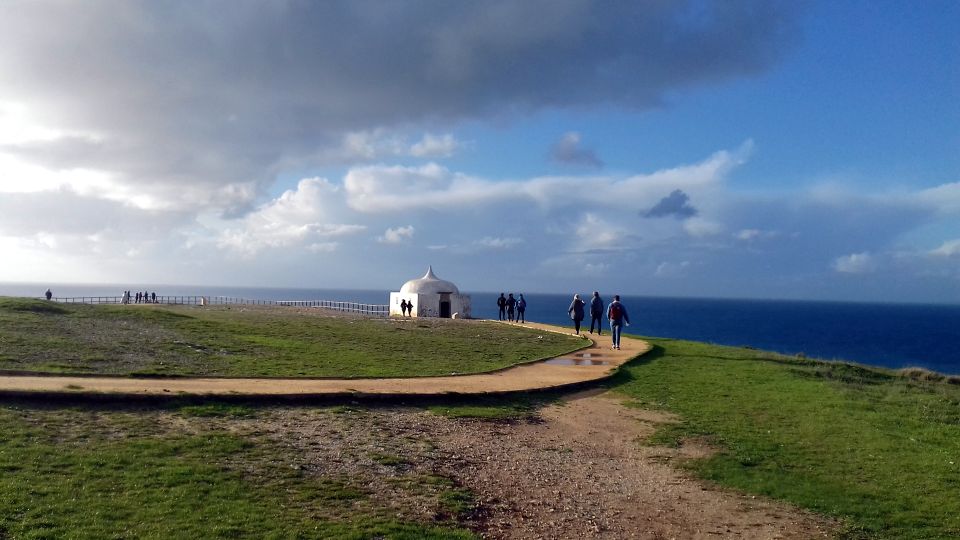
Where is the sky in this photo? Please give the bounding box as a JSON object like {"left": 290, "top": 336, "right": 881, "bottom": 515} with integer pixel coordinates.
{"left": 0, "top": 1, "right": 958, "bottom": 303}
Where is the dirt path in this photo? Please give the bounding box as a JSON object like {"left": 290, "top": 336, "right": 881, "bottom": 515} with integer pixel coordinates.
{"left": 258, "top": 390, "right": 837, "bottom": 538}
{"left": 0, "top": 322, "right": 650, "bottom": 396}
{"left": 431, "top": 391, "right": 836, "bottom": 539}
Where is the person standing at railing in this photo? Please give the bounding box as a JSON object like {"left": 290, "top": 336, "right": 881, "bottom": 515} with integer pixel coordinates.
{"left": 151, "top": 292, "right": 157, "bottom": 303}
{"left": 45, "top": 289, "right": 52, "bottom": 301}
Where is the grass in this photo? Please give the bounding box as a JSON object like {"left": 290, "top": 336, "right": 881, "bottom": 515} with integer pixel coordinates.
{"left": 177, "top": 403, "right": 256, "bottom": 418}
{"left": 0, "top": 402, "right": 475, "bottom": 539}
{"left": 0, "top": 298, "right": 582, "bottom": 378}
{"left": 611, "top": 337, "right": 960, "bottom": 539}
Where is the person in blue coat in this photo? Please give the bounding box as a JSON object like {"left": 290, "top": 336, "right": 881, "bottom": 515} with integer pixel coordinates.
{"left": 568, "top": 293, "right": 586, "bottom": 335}
{"left": 589, "top": 291, "right": 604, "bottom": 335}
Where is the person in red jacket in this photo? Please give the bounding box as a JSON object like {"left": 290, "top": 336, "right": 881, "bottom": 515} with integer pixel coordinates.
{"left": 607, "top": 295, "right": 630, "bottom": 350}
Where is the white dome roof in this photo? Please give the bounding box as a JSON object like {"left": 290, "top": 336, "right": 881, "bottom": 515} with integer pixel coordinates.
{"left": 400, "top": 266, "right": 460, "bottom": 294}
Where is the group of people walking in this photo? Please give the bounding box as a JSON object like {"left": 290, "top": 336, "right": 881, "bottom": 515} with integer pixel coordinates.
{"left": 568, "top": 291, "right": 630, "bottom": 350}
{"left": 495, "top": 291, "right": 630, "bottom": 350}
{"left": 122, "top": 290, "right": 158, "bottom": 304}
{"left": 496, "top": 293, "right": 527, "bottom": 323}
{"left": 398, "top": 299, "right": 413, "bottom": 316}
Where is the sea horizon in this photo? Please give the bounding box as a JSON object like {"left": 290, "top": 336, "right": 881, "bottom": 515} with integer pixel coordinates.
{"left": 3, "top": 280, "right": 958, "bottom": 308}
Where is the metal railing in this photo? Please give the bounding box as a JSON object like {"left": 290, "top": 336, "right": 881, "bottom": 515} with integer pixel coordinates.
{"left": 49, "top": 296, "right": 389, "bottom": 317}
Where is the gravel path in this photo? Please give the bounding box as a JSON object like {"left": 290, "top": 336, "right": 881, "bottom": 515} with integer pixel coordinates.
{"left": 0, "top": 322, "right": 649, "bottom": 396}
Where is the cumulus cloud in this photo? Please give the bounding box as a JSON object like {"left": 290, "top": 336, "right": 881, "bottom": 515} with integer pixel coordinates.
{"left": 573, "top": 213, "right": 628, "bottom": 251}
{"left": 833, "top": 252, "right": 878, "bottom": 274}
{"left": 216, "top": 178, "right": 366, "bottom": 256}
{"left": 378, "top": 225, "right": 415, "bottom": 244}
{"left": 344, "top": 144, "right": 749, "bottom": 214}
{"left": 644, "top": 189, "right": 698, "bottom": 218}
{"left": 550, "top": 132, "right": 602, "bottom": 167}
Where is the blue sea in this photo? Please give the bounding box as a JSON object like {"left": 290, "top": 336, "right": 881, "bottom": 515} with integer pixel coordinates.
{"left": 4, "top": 283, "right": 959, "bottom": 375}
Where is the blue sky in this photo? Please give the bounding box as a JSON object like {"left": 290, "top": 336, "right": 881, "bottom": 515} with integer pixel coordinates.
{"left": 0, "top": 1, "right": 957, "bottom": 302}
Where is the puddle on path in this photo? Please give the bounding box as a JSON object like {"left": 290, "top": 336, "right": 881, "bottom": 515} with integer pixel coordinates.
{"left": 545, "top": 356, "right": 609, "bottom": 366}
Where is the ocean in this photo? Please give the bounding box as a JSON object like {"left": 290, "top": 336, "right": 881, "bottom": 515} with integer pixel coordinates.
{"left": 4, "top": 283, "right": 959, "bottom": 375}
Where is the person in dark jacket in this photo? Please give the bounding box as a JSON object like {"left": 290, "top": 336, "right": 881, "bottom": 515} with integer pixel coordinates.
{"left": 516, "top": 294, "right": 527, "bottom": 324}
{"left": 497, "top": 293, "right": 507, "bottom": 321}
{"left": 506, "top": 293, "right": 517, "bottom": 322}
{"left": 568, "top": 293, "right": 586, "bottom": 335}
{"left": 589, "top": 291, "right": 604, "bottom": 335}
{"left": 607, "top": 295, "right": 631, "bottom": 350}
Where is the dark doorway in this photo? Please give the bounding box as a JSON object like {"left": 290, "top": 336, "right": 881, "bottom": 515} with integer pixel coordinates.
{"left": 439, "top": 294, "right": 451, "bottom": 318}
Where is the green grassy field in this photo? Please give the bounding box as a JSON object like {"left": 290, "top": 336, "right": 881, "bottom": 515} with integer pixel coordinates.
{"left": 0, "top": 401, "right": 475, "bottom": 539}
{"left": 0, "top": 298, "right": 582, "bottom": 377}
{"left": 611, "top": 337, "right": 960, "bottom": 539}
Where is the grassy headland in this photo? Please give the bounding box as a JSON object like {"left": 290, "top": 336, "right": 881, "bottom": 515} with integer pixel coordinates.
{"left": 3, "top": 297, "right": 960, "bottom": 537}
{"left": 612, "top": 337, "right": 960, "bottom": 539}
{"left": 0, "top": 298, "right": 582, "bottom": 377}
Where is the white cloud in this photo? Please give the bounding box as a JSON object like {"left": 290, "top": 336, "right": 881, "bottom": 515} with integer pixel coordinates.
{"left": 410, "top": 133, "right": 460, "bottom": 158}
{"left": 833, "top": 252, "right": 877, "bottom": 274}
{"left": 378, "top": 225, "right": 415, "bottom": 244}
{"left": 583, "top": 262, "right": 610, "bottom": 275}
{"left": 343, "top": 143, "right": 750, "bottom": 215}
{"left": 307, "top": 242, "right": 339, "bottom": 253}
{"left": 930, "top": 239, "right": 960, "bottom": 257}
{"left": 475, "top": 236, "right": 523, "bottom": 249}
{"left": 338, "top": 129, "right": 406, "bottom": 160}
{"left": 684, "top": 217, "right": 724, "bottom": 237}
{"left": 322, "top": 130, "right": 460, "bottom": 162}
{"left": 216, "top": 178, "right": 366, "bottom": 256}
{"left": 916, "top": 182, "right": 960, "bottom": 215}
{"left": 573, "top": 213, "right": 625, "bottom": 250}
{"left": 736, "top": 228, "right": 781, "bottom": 241}
{"left": 344, "top": 162, "right": 511, "bottom": 213}
{"left": 0, "top": 100, "right": 77, "bottom": 145}
{"left": 655, "top": 261, "right": 691, "bottom": 277}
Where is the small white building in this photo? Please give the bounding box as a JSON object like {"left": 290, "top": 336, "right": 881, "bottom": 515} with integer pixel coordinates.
{"left": 390, "top": 266, "right": 472, "bottom": 319}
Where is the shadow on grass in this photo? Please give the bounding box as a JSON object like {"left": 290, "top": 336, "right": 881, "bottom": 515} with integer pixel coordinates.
{"left": 0, "top": 387, "right": 578, "bottom": 422}
{"left": 601, "top": 343, "right": 665, "bottom": 389}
